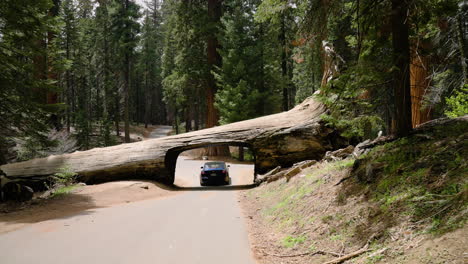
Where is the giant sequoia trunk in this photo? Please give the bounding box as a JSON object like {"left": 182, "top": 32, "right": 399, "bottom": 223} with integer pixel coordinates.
{"left": 205, "top": 0, "right": 229, "bottom": 156}
{"left": 206, "top": 0, "right": 222, "bottom": 128}
{"left": 391, "top": 0, "right": 412, "bottom": 136}
{"left": 1, "top": 98, "right": 344, "bottom": 186}
{"left": 410, "top": 45, "right": 432, "bottom": 127}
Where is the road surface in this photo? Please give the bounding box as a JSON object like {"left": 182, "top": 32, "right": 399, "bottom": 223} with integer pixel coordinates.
{"left": 0, "top": 126, "right": 257, "bottom": 264}
{"left": 148, "top": 125, "right": 173, "bottom": 139}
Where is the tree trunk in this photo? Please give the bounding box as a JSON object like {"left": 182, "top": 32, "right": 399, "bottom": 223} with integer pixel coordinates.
{"left": 184, "top": 108, "right": 190, "bottom": 132}
{"left": 280, "top": 14, "right": 289, "bottom": 111}
{"left": 238, "top": 146, "right": 244, "bottom": 161}
{"left": 206, "top": 0, "right": 222, "bottom": 128}
{"left": 410, "top": 43, "right": 432, "bottom": 127}
{"left": 174, "top": 104, "right": 179, "bottom": 135}
{"left": 144, "top": 42, "right": 150, "bottom": 129}
{"left": 258, "top": 24, "right": 266, "bottom": 115}
{"left": 123, "top": 0, "right": 131, "bottom": 143}
{"left": 0, "top": 138, "right": 8, "bottom": 166}
{"left": 457, "top": 13, "right": 468, "bottom": 84}
{"left": 318, "top": 0, "right": 331, "bottom": 89}
{"left": 65, "top": 28, "right": 71, "bottom": 134}
{"left": 205, "top": 0, "right": 229, "bottom": 156}
{"left": 103, "top": 6, "right": 112, "bottom": 145}
{"left": 115, "top": 91, "right": 120, "bottom": 136}
{"left": 391, "top": 0, "right": 412, "bottom": 136}
{"left": 1, "top": 98, "right": 348, "bottom": 185}
{"left": 194, "top": 101, "right": 200, "bottom": 130}
{"left": 46, "top": 0, "right": 60, "bottom": 130}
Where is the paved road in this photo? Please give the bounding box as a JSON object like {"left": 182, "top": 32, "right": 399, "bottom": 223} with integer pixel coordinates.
{"left": 0, "top": 126, "right": 257, "bottom": 264}
{"left": 149, "top": 125, "right": 173, "bottom": 139}
{"left": 0, "top": 190, "right": 256, "bottom": 264}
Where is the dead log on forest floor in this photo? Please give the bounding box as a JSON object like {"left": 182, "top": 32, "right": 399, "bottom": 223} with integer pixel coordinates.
{"left": 1, "top": 97, "right": 346, "bottom": 186}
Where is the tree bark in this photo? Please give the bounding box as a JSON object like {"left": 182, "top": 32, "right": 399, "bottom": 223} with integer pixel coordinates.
{"left": 280, "top": 14, "right": 289, "bottom": 111}
{"left": 457, "top": 13, "right": 468, "bottom": 84}
{"left": 144, "top": 40, "right": 151, "bottom": 129}
{"left": 258, "top": 24, "right": 266, "bottom": 115}
{"left": 391, "top": 0, "right": 412, "bottom": 136}
{"left": 102, "top": 3, "right": 112, "bottom": 145}
{"left": 115, "top": 89, "right": 120, "bottom": 136}
{"left": 123, "top": 0, "right": 131, "bottom": 143}
{"left": 47, "top": 0, "right": 60, "bottom": 130}
{"left": 185, "top": 108, "right": 192, "bottom": 132}
{"left": 206, "top": 0, "right": 222, "bottom": 128}
{"left": 238, "top": 146, "right": 244, "bottom": 162}
{"left": 65, "top": 25, "right": 71, "bottom": 134}
{"left": 410, "top": 42, "right": 432, "bottom": 127}
{"left": 205, "top": 0, "right": 229, "bottom": 156}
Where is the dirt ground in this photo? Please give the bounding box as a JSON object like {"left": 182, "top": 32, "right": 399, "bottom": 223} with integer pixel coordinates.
{"left": 0, "top": 180, "right": 177, "bottom": 234}
{"left": 238, "top": 161, "right": 468, "bottom": 264}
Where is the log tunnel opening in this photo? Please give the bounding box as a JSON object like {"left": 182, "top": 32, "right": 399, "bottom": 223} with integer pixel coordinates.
{"left": 164, "top": 142, "right": 257, "bottom": 187}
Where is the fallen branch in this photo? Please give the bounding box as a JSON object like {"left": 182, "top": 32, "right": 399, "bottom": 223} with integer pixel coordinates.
{"left": 367, "top": 247, "right": 388, "bottom": 259}
{"left": 322, "top": 244, "right": 370, "bottom": 264}
{"left": 263, "top": 250, "right": 341, "bottom": 258}
{"left": 335, "top": 175, "right": 353, "bottom": 186}
{"left": 415, "top": 203, "right": 454, "bottom": 224}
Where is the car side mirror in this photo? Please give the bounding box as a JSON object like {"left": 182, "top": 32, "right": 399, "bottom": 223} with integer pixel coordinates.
{"left": 200, "top": 166, "right": 204, "bottom": 169}
{"left": 227, "top": 165, "right": 230, "bottom": 167}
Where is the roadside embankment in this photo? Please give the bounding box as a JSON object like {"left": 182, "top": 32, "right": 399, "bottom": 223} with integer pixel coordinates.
{"left": 240, "top": 116, "right": 467, "bottom": 264}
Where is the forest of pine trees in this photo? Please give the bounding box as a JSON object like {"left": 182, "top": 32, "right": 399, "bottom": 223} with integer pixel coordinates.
{"left": 0, "top": 0, "right": 467, "bottom": 164}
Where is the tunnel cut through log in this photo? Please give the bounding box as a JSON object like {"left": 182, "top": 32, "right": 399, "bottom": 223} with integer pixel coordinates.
{"left": 165, "top": 142, "right": 257, "bottom": 185}
{"left": 1, "top": 98, "right": 346, "bottom": 186}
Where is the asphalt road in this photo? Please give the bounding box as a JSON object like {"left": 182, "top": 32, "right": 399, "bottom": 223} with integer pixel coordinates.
{"left": 149, "top": 125, "right": 174, "bottom": 139}
{"left": 0, "top": 127, "right": 257, "bottom": 264}
{"left": 0, "top": 189, "right": 256, "bottom": 264}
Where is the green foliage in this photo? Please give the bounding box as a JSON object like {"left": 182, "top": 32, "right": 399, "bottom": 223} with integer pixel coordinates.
{"left": 161, "top": 0, "right": 207, "bottom": 130}
{"left": 230, "top": 147, "right": 255, "bottom": 162}
{"left": 321, "top": 113, "right": 383, "bottom": 140}
{"left": 51, "top": 166, "right": 77, "bottom": 186}
{"left": 214, "top": 0, "right": 283, "bottom": 124}
{"left": 356, "top": 124, "right": 468, "bottom": 234}
{"left": 16, "top": 136, "right": 56, "bottom": 162}
{"left": 51, "top": 184, "right": 77, "bottom": 198}
{"left": 292, "top": 44, "right": 321, "bottom": 104}
{"left": 445, "top": 84, "right": 468, "bottom": 118}
{"left": 0, "top": 0, "right": 61, "bottom": 161}
{"left": 109, "top": 0, "right": 141, "bottom": 59}
{"left": 255, "top": 0, "right": 288, "bottom": 23}
{"left": 215, "top": 81, "right": 262, "bottom": 124}
{"left": 282, "top": 235, "right": 306, "bottom": 248}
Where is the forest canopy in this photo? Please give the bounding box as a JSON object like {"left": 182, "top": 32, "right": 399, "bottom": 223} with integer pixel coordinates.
{"left": 0, "top": 0, "right": 467, "bottom": 164}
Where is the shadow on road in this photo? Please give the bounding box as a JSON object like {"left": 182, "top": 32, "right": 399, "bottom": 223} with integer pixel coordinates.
{"left": 172, "top": 184, "right": 257, "bottom": 191}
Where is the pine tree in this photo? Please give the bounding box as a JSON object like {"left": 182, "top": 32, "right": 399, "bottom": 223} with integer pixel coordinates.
{"left": 215, "top": 0, "right": 263, "bottom": 124}
{"left": 0, "top": 0, "right": 61, "bottom": 163}
{"left": 109, "top": 0, "right": 140, "bottom": 143}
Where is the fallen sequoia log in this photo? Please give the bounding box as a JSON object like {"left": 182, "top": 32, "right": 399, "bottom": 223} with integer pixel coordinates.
{"left": 0, "top": 97, "right": 345, "bottom": 186}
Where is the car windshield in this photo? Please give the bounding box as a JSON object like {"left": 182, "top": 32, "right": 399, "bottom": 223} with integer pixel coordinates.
{"left": 204, "top": 162, "right": 225, "bottom": 169}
